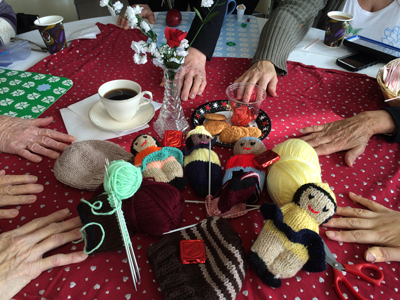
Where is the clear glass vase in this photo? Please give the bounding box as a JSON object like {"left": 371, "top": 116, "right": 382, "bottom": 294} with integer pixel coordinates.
{"left": 153, "top": 65, "right": 190, "bottom": 139}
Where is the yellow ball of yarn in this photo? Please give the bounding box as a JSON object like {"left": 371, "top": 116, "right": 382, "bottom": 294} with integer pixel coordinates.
{"left": 267, "top": 139, "right": 322, "bottom": 206}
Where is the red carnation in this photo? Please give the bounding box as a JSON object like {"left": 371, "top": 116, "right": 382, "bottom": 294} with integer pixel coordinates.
{"left": 164, "top": 27, "right": 187, "bottom": 48}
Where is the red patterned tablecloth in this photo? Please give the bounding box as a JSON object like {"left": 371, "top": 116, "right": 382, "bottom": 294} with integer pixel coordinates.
{"left": 1, "top": 23, "right": 399, "bottom": 300}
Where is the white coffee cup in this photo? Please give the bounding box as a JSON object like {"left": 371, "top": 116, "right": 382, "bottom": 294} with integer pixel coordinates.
{"left": 98, "top": 80, "right": 153, "bottom": 122}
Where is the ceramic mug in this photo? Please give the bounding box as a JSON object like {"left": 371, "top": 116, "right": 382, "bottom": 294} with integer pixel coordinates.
{"left": 98, "top": 80, "right": 153, "bottom": 122}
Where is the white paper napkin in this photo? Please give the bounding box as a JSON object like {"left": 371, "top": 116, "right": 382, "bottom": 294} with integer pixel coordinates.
{"left": 66, "top": 25, "right": 101, "bottom": 42}
{"left": 60, "top": 94, "right": 161, "bottom": 143}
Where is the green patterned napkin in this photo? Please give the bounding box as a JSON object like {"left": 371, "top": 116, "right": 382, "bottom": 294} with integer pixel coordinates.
{"left": 0, "top": 68, "right": 73, "bottom": 119}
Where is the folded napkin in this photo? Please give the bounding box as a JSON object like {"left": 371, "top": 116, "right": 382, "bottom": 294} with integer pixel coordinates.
{"left": 66, "top": 25, "right": 101, "bottom": 42}
{"left": 60, "top": 94, "right": 161, "bottom": 143}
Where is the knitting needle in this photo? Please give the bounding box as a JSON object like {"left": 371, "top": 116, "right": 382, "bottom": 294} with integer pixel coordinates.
{"left": 104, "top": 159, "right": 140, "bottom": 289}
{"left": 163, "top": 223, "right": 197, "bottom": 234}
{"left": 185, "top": 200, "right": 205, "bottom": 204}
{"left": 208, "top": 140, "right": 212, "bottom": 196}
{"left": 304, "top": 38, "right": 320, "bottom": 50}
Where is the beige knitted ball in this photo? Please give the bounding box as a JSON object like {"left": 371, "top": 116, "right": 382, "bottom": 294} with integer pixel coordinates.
{"left": 54, "top": 140, "right": 134, "bottom": 190}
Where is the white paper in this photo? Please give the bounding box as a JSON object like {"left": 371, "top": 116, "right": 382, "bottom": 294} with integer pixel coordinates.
{"left": 65, "top": 25, "right": 101, "bottom": 42}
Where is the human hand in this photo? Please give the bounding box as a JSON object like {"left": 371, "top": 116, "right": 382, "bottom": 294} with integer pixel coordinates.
{"left": 0, "top": 169, "right": 44, "bottom": 219}
{"left": 0, "top": 209, "right": 88, "bottom": 299}
{"left": 178, "top": 47, "right": 207, "bottom": 101}
{"left": 324, "top": 192, "right": 400, "bottom": 263}
{"left": 0, "top": 116, "right": 74, "bottom": 163}
{"left": 234, "top": 60, "right": 278, "bottom": 97}
{"left": 117, "top": 4, "right": 155, "bottom": 29}
{"left": 298, "top": 110, "right": 396, "bottom": 167}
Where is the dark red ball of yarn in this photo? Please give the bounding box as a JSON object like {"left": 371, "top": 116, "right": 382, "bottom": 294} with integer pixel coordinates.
{"left": 121, "top": 178, "right": 185, "bottom": 236}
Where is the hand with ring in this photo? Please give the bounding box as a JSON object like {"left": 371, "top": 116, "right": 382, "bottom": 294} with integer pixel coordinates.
{"left": 178, "top": 47, "right": 207, "bottom": 101}
{"left": 0, "top": 116, "right": 74, "bottom": 163}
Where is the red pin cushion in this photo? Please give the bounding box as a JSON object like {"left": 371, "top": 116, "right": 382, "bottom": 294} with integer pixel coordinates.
{"left": 163, "top": 130, "right": 183, "bottom": 147}
{"left": 180, "top": 240, "right": 206, "bottom": 264}
{"left": 253, "top": 150, "right": 280, "bottom": 169}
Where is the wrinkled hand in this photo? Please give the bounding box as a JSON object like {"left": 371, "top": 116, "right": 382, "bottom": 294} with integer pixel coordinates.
{"left": 0, "top": 209, "right": 88, "bottom": 299}
{"left": 234, "top": 60, "right": 278, "bottom": 97}
{"left": 178, "top": 47, "right": 207, "bottom": 101}
{"left": 117, "top": 4, "right": 155, "bottom": 29}
{"left": 298, "top": 110, "right": 396, "bottom": 167}
{"left": 324, "top": 192, "right": 400, "bottom": 263}
{"left": 0, "top": 169, "right": 43, "bottom": 219}
{"left": 0, "top": 116, "right": 74, "bottom": 163}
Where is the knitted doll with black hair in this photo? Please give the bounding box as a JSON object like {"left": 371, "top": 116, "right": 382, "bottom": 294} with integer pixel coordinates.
{"left": 248, "top": 182, "right": 337, "bottom": 288}
{"left": 182, "top": 126, "right": 223, "bottom": 196}
{"left": 131, "top": 134, "right": 187, "bottom": 190}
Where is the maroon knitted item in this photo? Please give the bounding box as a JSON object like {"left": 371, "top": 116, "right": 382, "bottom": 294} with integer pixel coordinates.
{"left": 147, "top": 217, "right": 247, "bottom": 300}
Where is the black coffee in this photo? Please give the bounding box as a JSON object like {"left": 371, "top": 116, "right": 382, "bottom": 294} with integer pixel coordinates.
{"left": 104, "top": 88, "right": 138, "bottom": 100}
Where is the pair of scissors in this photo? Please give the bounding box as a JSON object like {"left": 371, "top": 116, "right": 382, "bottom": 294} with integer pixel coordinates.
{"left": 323, "top": 241, "right": 384, "bottom": 300}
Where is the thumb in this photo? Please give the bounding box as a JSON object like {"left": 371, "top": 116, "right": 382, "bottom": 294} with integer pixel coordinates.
{"left": 148, "top": 12, "right": 155, "bottom": 24}
{"left": 267, "top": 76, "right": 278, "bottom": 97}
{"left": 344, "top": 144, "right": 366, "bottom": 167}
{"left": 365, "top": 246, "right": 400, "bottom": 263}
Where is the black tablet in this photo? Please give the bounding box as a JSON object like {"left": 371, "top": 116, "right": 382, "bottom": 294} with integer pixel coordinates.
{"left": 343, "top": 35, "right": 400, "bottom": 63}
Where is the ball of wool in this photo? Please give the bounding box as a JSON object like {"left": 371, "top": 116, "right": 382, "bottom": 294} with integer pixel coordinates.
{"left": 122, "top": 179, "right": 185, "bottom": 237}
{"left": 54, "top": 140, "right": 134, "bottom": 191}
{"left": 267, "top": 139, "right": 322, "bottom": 206}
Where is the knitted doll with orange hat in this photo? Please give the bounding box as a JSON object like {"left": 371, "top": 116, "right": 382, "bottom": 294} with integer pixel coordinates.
{"left": 131, "top": 134, "right": 187, "bottom": 190}
{"left": 248, "top": 182, "right": 336, "bottom": 288}
{"left": 182, "top": 126, "right": 223, "bottom": 196}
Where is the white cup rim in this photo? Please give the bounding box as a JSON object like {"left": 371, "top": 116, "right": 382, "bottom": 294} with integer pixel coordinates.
{"left": 236, "top": 4, "right": 246, "bottom": 10}
{"left": 99, "top": 79, "right": 141, "bottom": 102}
{"left": 34, "top": 15, "right": 64, "bottom": 26}
{"left": 327, "top": 11, "right": 354, "bottom": 21}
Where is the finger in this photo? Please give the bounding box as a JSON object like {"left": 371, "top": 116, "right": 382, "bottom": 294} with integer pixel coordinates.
{"left": 243, "top": 84, "right": 256, "bottom": 103}
{"left": 17, "top": 148, "right": 42, "bottom": 163}
{"left": 0, "top": 194, "right": 37, "bottom": 207}
{"left": 38, "top": 251, "right": 88, "bottom": 276}
{"left": 0, "top": 174, "right": 38, "bottom": 186}
{"left": 34, "top": 227, "right": 83, "bottom": 256}
{"left": 31, "top": 116, "right": 53, "bottom": 128}
{"left": 181, "top": 73, "right": 194, "bottom": 101}
{"left": 298, "top": 125, "right": 324, "bottom": 135}
{"left": 365, "top": 246, "right": 400, "bottom": 263}
{"left": 348, "top": 192, "right": 391, "bottom": 213}
{"left": 160, "top": 77, "right": 166, "bottom": 87}
{"left": 0, "top": 183, "right": 43, "bottom": 195}
{"left": 344, "top": 144, "right": 366, "bottom": 167}
{"left": 267, "top": 76, "right": 278, "bottom": 97}
{"left": 198, "top": 76, "right": 207, "bottom": 95}
{"left": 37, "top": 128, "right": 74, "bottom": 144}
{"left": 27, "top": 142, "right": 61, "bottom": 160}
{"left": 324, "top": 214, "right": 376, "bottom": 230}
{"left": 189, "top": 76, "right": 202, "bottom": 99}
{"left": 148, "top": 12, "right": 155, "bottom": 24}
{"left": 0, "top": 208, "right": 19, "bottom": 219}
{"left": 326, "top": 229, "right": 383, "bottom": 244}
{"left": 0, "top": 170, "right": 5, "bottom": 176}
{"left": 331, "top": 204, "right": 378, "bottom": 219}
{"left": 117, "top": 15, "right": 124, "bottom": 27}
{"left": 14, "top": 208, "right": 70, "bottom": 236}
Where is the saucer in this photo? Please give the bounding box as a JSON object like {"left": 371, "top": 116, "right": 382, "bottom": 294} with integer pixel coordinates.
{"left": 89, "top": 101, "right": 155, "bottom": 131}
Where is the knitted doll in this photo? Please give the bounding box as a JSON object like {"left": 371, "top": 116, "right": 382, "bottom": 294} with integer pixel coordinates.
{"left": 131, "top": 134, "right": 187, "bottom": 190}
{"left": 182, "top": 126, "right": 223, "bottom": 196}
{"left": 222, "top": 137, "right": 266, "bottom": 204}
{"left": 248, "top": 182, "right": 336, "bottom": 288}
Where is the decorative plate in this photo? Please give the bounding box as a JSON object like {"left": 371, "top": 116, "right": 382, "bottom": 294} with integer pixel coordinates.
{"left": 190, "top": 100, "right": 272, "bottom": 147}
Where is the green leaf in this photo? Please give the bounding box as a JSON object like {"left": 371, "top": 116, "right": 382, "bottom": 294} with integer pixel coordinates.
{"left": 193, "top": 7, "right": 204, "bottom": 22}
{"left": 204, "top": 11, "right": 219, "bottom": 24}
{"left": 164, "top": 61, "right": 182, "bottom": 69}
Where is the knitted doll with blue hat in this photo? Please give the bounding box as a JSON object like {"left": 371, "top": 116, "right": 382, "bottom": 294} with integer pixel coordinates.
{"left": 248, "top": 182, "right": 336, "bottom": 288}
{"left": 131, "top": 134, "right": 187, "bottom": 190}
{"left": 182, "top": 126, "right": 223, "bottom": 196}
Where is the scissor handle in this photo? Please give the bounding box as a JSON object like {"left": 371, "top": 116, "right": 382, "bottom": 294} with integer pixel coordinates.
{"left": 342, "top": 262, "right": 384, "bottom": 286}
{"left": 332, "top": 268, "right": 367, "bottom": 300}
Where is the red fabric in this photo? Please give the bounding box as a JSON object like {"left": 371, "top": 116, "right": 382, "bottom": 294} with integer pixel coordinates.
{"left": 1, "top": 23, "right": 399, "bottom": 300}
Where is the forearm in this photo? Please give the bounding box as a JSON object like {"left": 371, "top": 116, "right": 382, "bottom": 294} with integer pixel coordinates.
{"left": 186, "top": 0, "right": 227, "bottom": 60}
{"left": 252, "top": 0, "right": 327, "bottom": 75}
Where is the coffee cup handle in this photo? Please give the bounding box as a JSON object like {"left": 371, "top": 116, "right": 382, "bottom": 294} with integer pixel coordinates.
{"left": 139, "top": 91, "right": 153, "bottom": 107}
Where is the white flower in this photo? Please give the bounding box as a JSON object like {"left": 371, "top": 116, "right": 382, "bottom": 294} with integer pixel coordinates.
{"left": 133, "top": 53, "right": 147, "bottom": 64}
{"left": 132, "top": 5, "right": 144, "bottom": 15}
{"left": 168, "top": 57, "right": 183, "bottom": 64}
{"left": 201, "top": 0, "right": 214, "bottom": 8}
{"left": 99, "top": 0, "right": 108, "bottom": 7}
{"left": 107, "top": 6, "right": 116, "bottom": 16}
{"left": 178, "top": 39, "right": 189, "bottom": 49}
{"left": 148, "top": 42, "right": 157, "bottom": 55}
{"left": 176, "top": 47, "right": 188, "bottom": 57}
{"left": 126, "top": 6, "right": 138, "bottom": 28}
{"left": 131, "top": 41, "right": 146, "bottom": 54}
{"left": 152, "top": 58, "right": 164, "bottom": 68}
{"left": 113, "top": 1, "right": 123, "bottom": 14}
{"left": 140, "top": 20, "right": 151, "bottom": 33}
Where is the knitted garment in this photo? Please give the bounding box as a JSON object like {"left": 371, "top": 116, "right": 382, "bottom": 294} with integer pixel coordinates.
{"left": 77, "top": 193, "right": 124, "bottom": 254}
{"left": 249, "top": 183, "right": 336, "bottom": 288}
{"left": 147, "top": 217, "right": 247, "bottom": 300}
{"left": 183, "top": 126, "right": 223, "bottom": 196}
{"left": 133, "top": 145, "right": 161, "bottom": 166}
{"left": 54, "top": 140, "right": 134, "bottom": 191}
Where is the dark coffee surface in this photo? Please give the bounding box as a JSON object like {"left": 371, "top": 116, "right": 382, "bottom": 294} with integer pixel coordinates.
{"left": 104, "top": 88, "right": 138, "bottom": 100}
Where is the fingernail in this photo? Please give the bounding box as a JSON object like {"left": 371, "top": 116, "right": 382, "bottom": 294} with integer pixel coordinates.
{"left": 326, "top": 231, "right": 335, "bottom": 238}
{"left": 10, "top": 209, "right": 19, "bottom": 217}
{"left": 366, "top": 247, "right": 384, "bottom": 262}
{"left": 299, "top": 128, "right": 304, "bottom": 133}
{"left": 182, "top": 96, "right": 187, "bottom": 101}
{"left": 190, "top": 93, "right": 195, "bottom": 99}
